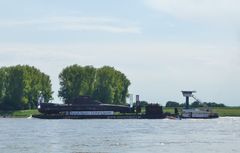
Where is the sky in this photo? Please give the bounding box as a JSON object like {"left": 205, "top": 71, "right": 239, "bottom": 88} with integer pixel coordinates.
{"left": 0, "top": 0, "right": 240, "bottom": 106}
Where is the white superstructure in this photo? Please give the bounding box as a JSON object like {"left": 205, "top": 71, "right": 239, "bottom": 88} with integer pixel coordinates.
{"left": 181, "top": 91, "right": 218, "bottom": 118}
{"left": 182, "top": 108, "right": 216, "bottom": 118}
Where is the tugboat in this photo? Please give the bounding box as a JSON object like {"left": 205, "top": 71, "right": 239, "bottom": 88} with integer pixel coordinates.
{"left": 181, "top": 91, "right": 218, "bottom": 119}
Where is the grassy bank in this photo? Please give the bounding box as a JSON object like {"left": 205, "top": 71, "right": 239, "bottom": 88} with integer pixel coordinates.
{"left": 0, "top": 109, "right": 40, "bottom": 118}
{"left": 212, "top": 107, "right": 240, "bottom": 117}
{"left": 164, "top": 107, "right": 240, "bottom": 117}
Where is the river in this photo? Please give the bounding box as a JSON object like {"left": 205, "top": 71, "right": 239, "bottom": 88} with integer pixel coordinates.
{"left": 0, "top": 117, "right": 239, "bottom": 153}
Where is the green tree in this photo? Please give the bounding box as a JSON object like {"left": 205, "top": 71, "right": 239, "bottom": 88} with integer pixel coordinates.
{"left": 93, "top": 66, "right": 130, "bottom": 104}
{"left": 93, "top": 66, "right": 115, "bottom": 103}
{"left": 0, "top": 65, "right": 53, "bottom": 110}
{"left": 58, "top": 65, "right": 97, "bottom": 102}
{"left": 0, "top": 68, "right": 7, "bottom": 107}
{"left": 191, "top": 101, "right": 203, "bottom": 108}
{"left": 58, "top": 65, "right": 131, "bottom": 104}
{"left": 165, "top": 101, "right": 180, "bottom": 107}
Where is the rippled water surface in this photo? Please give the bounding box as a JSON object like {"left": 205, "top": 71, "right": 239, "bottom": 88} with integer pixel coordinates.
{"left": 0, "top": 117, "right": 240, "bottom": 153}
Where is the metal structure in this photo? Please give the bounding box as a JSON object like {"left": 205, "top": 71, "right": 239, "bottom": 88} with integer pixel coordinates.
{"left": 181, "top": 91, "right": 218, "bottom": 118}
{"left": 181, "top": 91, "right": 196, "bottom": 109}
{"left": 182, "top": 91, "right": 206, "bottom": 109}
{"left": 136, "top": 95, "right": 141, "bottom": 114}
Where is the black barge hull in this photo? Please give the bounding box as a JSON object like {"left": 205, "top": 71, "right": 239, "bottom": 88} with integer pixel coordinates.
{"left": 32, "top": 114, "right": 166, "bottom": 119}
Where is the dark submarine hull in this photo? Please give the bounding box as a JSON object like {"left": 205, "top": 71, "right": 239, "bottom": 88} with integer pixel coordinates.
{"left": 38, "top": 96, "right": 132, "bottom": 114}
{"left": 34, "top": 96, "right": 166, "bottom": 119}
{"left": 38, "top": 102, "right": 132, "bottom": 114}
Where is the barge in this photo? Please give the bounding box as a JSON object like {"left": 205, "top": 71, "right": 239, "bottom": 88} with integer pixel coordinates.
{"left": 34, "top": 95, "right": 165, "bottom": 119}
{"left": 33, "top": 91, "right": 219, "bottom": 119}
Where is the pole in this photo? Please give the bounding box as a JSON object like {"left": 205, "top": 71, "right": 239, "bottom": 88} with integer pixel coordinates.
{"left": 186, "top": 96, "right": 189, "bottom": 109}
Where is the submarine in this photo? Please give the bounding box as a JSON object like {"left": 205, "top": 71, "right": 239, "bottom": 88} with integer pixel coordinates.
{"left": 38, "top": 96, "right": 132, "bottom": 115}
{"left": 34, "top": 94, "right": 165, "bottom": 119}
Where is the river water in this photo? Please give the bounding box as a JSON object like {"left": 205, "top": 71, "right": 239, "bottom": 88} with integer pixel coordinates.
{"left": 0, "top": 117, "right": 239, "bottom": 153}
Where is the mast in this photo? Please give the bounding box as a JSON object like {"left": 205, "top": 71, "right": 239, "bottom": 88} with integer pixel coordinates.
{"left": 181, "top": 91, "right": 196, "bottom": 109}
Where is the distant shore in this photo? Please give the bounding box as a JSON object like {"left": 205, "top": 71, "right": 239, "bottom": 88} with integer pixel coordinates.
{"left": 1, "top": 107, "right": 240, "bottom": 118}
{"left": 164, "top": 107, "right": 240, "bottom": 117}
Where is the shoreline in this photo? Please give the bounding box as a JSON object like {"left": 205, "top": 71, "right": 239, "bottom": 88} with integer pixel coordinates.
{"left": 1, "top": 116, "right": 240, "bottom": 119}
{"left": 1, "top": 107, "right": 240, "bottom": 118}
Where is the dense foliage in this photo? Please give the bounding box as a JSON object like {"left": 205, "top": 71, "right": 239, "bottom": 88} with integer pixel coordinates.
{"left": 191, "top": 101, "right": 225, "bottom": 108}
{"left": 132, "top": 101, "right": 149, "bottom": 107}
{"left": 0, "top": 65, "right": 53, "bottom": 110}
{"left": 166, "top": 101, "right": 180, "bottom": 107}
{"left": 165, "top": 101, "right": 225, "bottom": 108}
{"left": 58, "top": 65, "right": 131, "bottom": 104}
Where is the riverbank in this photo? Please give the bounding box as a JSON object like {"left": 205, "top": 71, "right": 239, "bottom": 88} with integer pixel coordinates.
{"left": 212, "top": 107, "right": 240, "bottom": 116}
{"left": 1, "top": 107, "right": 240, "bottom": 118}
{"left": 0, "top": 109, "right": 40, "bottom": 118}
{"left": 164, "top": 107, "right": 240, "bottom": 117}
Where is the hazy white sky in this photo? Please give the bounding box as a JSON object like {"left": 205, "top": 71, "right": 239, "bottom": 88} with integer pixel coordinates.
{"left": 0, "top": 0, "right": 240, "bottom": 106}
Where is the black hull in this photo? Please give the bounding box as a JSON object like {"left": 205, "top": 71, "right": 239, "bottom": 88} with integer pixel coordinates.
{"left": 32, "top": 114, "right": 166, "bottom": 119}
{"left": 38, "top": 103, "right": 132, "bottom": 114}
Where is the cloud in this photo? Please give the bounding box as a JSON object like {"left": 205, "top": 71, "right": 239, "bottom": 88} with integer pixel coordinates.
{"left": 0, "top": 16, "right": 141, "bottom": 34}
{"left": 145, "top": 0, "right": 240, "bottom": 24}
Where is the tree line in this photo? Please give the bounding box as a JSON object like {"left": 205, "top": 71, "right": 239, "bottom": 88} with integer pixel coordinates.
{"left": 58, "top": 65, "right": 130, "bottom": 105}
{"left": 1, "top": 64, "right": 225, "bottom": 110}
{"left": 0, "top": 65, "right": 131, "bottom": 110}
{"left": 165, "top": 101, "right": 225, "bottom": 108}
{"left": 0, "top": 65, "right": 53, "bottom": 110}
